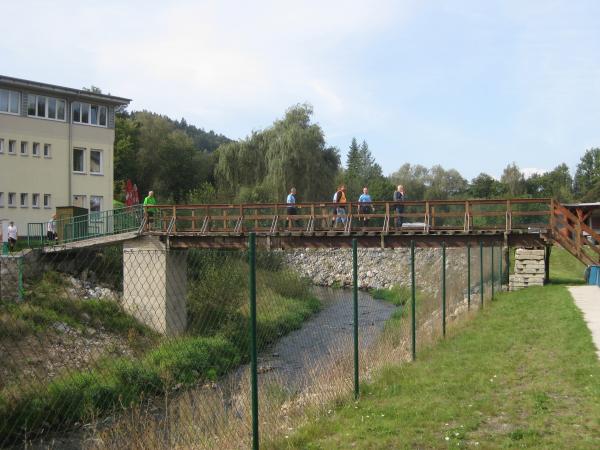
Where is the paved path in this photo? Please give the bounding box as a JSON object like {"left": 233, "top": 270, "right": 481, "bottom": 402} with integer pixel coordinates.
{"left": 569, "top": 285, "right": 600, "bottom": 359}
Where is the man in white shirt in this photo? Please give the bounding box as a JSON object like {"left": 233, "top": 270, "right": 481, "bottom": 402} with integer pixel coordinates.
{"left": 7, "top": 221, "right": 17, "bottom": 252}
{"left": 47, "top": 214, "right": 57, "bottom": 241}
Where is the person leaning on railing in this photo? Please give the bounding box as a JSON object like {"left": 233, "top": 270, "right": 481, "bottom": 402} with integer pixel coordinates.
{"left": 143, "top": 191, "right": 157, "bottom": 230}
{"left": 46, "top": 214, "right": 58, "bottom": 242}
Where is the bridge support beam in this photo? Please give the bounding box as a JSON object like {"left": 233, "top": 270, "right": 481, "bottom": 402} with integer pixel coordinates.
{"left": 123, "top": 236, "right": 187, "bottom": 336}
{"left": 509, "top": 248, "right": 546, "bottom": 291}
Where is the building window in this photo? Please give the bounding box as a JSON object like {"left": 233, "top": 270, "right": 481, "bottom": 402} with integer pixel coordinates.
{"left": 0, "top": 138, "right": 4, "bottom": 154}
{"left": 44, "top": 194, "right": 51, "bottom": 209}
{"left": 27, "top": 93, "right": 66, "bottom": 121}
{"left": 0, "top": 89, "right": 20, "bottom": 114}
{"left": 90, "top": 196, "right": 103, "bottom": 212}
{"left": 44, "top": 143, "right": 52, "bottom": 158}
{"left": 32, "top": 193, "right": 40, "bottom": 208}
{"left": 8, "top": 192, "right": 16, "bottom": 207}
{"left": 73, "top": 148, "right": 85, "bottom": 172}
{"left": 90, "top": 149, "right": 103, "bottom": 174}
{"left": 20, "top": 141, "right": 28, "bottom": 156}
{"left": 8, "top": 140, "right": 16, "bottom": 154}
{"left": 72, "top": 102, "right": 107, "bottom": 126}
{"left": 20, "top": 193, "right": 28, "bottom": 208}
{"left": 32, "top": 142, "right": 40, "bottom": 157}
{"left": 0, "top": 192, "right": 4, "bottom": 207}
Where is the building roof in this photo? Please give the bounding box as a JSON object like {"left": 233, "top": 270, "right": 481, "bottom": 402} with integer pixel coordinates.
{"left": 0, "top": 75, "right": 131, "bottom": 105}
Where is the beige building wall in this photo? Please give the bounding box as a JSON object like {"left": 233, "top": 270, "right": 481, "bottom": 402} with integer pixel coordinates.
{"left": 0, "top": 114, "right": 70, "bottom": 234}
{"left": 0, "top": 111, "right": 115, "bottom": 235}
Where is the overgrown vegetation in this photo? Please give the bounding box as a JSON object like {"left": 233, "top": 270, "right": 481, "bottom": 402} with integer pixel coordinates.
{"left": 278, "top": 249, "right": 600, "bottom": 449}
{"left": 0, "top": 249, "right": 319, "bottom": 445}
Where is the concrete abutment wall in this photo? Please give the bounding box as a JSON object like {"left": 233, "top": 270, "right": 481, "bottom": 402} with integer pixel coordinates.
{"left": 123, "top": 236, "right": 187, "bottom": 336}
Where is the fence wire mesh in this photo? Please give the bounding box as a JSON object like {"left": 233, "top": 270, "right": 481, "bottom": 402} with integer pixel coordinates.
{"left": 0, "top": 239, "right": 507, "bottom": 449}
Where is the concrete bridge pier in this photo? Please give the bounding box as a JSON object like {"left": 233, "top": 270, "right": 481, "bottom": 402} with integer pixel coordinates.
{"left": 123, "top": 236, "right": 187, "bottom": 336}
{"left": 509, "top": 247, "right": 547, "bottom": 291}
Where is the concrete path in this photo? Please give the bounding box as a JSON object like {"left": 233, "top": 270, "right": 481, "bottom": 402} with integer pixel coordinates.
{"left": 569, "top": 285, "right": 600, "bottom": 359}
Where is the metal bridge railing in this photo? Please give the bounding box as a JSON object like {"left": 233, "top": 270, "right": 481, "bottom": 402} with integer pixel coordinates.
{"left": 27, "top": 205, "right": 144, "bottom": 248}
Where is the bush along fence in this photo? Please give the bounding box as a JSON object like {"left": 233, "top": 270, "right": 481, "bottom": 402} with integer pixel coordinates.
{"left": 0, "top": 235, "right": 503, "bottom": 449}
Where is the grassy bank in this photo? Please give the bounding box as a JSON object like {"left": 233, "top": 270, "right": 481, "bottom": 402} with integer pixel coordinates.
{"left": 0, "top": 250, "right": 319, "bottom": 445}
{"left": 278, "top": 249, "right": 600, "bottom": 449}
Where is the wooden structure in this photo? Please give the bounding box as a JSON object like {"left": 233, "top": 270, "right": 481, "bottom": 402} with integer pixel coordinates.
{"left": 141, "top": 198, "right": 599, "bottom": 264}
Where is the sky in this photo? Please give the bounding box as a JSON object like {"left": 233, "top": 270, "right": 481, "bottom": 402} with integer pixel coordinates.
{"left": 2, "top": 0, "right": 600, "bottom": 180}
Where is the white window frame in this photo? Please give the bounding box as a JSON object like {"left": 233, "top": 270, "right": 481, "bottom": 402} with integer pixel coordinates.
{"left": 8, "top": 140, "right": 16, "bottom": 154}
{"left": 0, "top": 89, "right": 20, "bottom": 115}
{"left": 73, "top": 147, "right": 86, "bottom": 173}
{"left": 32, "top": 193, "right": 40, "bottom": 208}
{"left": 43, "top": 194, "right": 52, "bottom": 209}
{"left": 20, "top": 141, "right": 28, "bottom": 156}
{"left": 90, "top": 195, "right": 103, "bottom": 212}
{"left": 43, "top": 143, "right": 52, "bottom": 158}
{"left": 8, "top": 192, "right": 16, "bottom": 207}
{"left": 32, "top": 142, "right": 40, "bottom": 157}
{"left": 0, "top": 138, "right": 4, "bottom": 154}
{"left": 0, "top": 192, "right": 4, "bottom": 207}
{"left": 20, "top": 193, "right": 28, "bottom": 208}
{"left": 90, "top": 149, "right": 103, "bottom": 175}
{"left": 27, "top": 93, "right": 66, "bottom": 121}
{"left": 72, "top": 101, "right": 108, "bottom": 127}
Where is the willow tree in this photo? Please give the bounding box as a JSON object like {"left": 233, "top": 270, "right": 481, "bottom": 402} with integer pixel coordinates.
{"left": 215, "top": 104, "right": 340, "bottom": 202}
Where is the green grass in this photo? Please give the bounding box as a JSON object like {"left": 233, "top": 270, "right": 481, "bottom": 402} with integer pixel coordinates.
{"left": 277, "top": 249, "right": 600, "bottom": 449}
{"left": 548, "top": 247, "right": 587, "bottom": 285}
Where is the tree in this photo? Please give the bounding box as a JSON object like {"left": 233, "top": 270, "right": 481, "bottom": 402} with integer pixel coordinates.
{"left": 574, "top": 148, "right": 600, "bottom": 199}
{"left": 425, "top": 165, "right": 468, "bottom": 200}
{"left": 526, "top": 163, "right": 573, "bottom": 201}
{"left": 343, "top": 138, "right": 388, "bottom": 199}
{"left": 214, "top": 104, "right": 340, "bottom": 202}
{"left": 389, "top": 163, "right": 429, "bottom": 200}
{"left": 469, "top": 173, "right": 504, "bottom": 199}
{"left": 500, "top": 163, "right": 526, "bottom": 197}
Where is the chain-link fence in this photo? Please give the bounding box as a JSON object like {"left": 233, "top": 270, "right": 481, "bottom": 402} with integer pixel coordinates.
{"left": 0, "top": 237, "right": 504, "bottom": 449}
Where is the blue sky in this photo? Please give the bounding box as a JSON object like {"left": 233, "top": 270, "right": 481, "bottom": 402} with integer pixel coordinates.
{"left": 2, "top": 0, "right": 600, "bottom": 180}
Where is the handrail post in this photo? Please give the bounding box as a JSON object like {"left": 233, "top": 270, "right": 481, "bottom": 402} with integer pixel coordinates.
{"left": 172, "top": 206, "right": 177, "bottom": 233}
{"left": 506, "top": 200, "right": 512, "bottom": 231}
{"left": 491, "top": 245, "right": 495, "bottom": 299}
{"left": 425, "top": 201, "right": 430, "bottom": 232}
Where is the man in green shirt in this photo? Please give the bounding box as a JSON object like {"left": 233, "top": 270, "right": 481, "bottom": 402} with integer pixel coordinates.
{"left": 143, "top": 190, "right": 157, "bottom": 229}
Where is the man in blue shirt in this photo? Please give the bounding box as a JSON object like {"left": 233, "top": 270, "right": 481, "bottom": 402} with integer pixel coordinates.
{"left": 358, "top": 187, "right": 374, "bottom": 227}
{"left": 286, "top": 187, "right": 298, "bottom": 228}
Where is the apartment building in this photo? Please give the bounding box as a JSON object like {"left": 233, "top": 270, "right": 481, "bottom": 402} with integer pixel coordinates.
{"left": 0, "top": 75, "right": 130, "bottom": 235}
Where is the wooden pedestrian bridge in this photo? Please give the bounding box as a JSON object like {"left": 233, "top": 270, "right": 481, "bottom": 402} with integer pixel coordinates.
{"left": 26, "top": 198, "right": 600, "bottom": 265}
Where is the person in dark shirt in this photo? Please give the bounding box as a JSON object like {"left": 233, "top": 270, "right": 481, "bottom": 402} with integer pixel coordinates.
{"left": 394, "top": 185, "right": 405, "bottom": 229}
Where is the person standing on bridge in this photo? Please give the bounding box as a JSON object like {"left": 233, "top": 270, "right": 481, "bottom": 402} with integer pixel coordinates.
{"left": 46, "top": 214, "right": 58, "bottom": 242}
{"left": 358, "top": 187, "right": 374, "bottom": 227}
{"left": 394, "top": 185, "right": 405, "bottom": 229}
{"left": 286, "top": 187, "right": 299, "bottom": 228}
{"left": 143, "top": 191, "right": 157, "bottom": 230}
{"left": 334, "top": 185, "right": 347, "bottom": 228}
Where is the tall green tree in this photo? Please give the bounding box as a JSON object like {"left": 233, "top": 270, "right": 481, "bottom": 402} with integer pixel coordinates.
{"left": 500, "top": 162, "right": 526, "bottom": 197}
{"left": 526, "top": 163, "right": 573, "bottom": 202}
{"left": 389, "top": 163, "right": 429, "bottom": 200}
{"left": 215, "top": 104, "right": 340, "bottom": 202}
{"left": 469, "top": 173, "right": 504, "bottom": 199}
{"left": 574, "top": 148, "right": 600, "bottom": 199}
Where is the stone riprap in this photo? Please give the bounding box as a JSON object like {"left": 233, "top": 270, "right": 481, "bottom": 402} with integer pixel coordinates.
{"left": 509, "top": 248, "right": 546, "bottom": 291}
{"left": 283, "top": 247, "right": 468, "bottom": 293}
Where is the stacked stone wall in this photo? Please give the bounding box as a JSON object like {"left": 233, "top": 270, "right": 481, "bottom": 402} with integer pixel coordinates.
{"left": 509, "top": 248, "right": 545, "bottom": 290}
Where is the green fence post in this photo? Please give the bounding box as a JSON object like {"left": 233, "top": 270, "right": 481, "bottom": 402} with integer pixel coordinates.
{"left": 467, "top": 244, "right": 471, "bottom": 311}
{"left": 248, "top": 233, "right": 259, "bottom": 450}
{"left": 411, "top": 240, "right": 416, "bottom": 361}
{"left": 18, "top": 257, "right": 24, "bottom": 301}
{"left": 352, "top": 238, "right": 359, "bottom": 399}
{"left": 491, "top": 245, "right": 495, "bottom": 299}
{"left": 442, "top": 242, "right": 446, "bottom": 337}
{"left": 480, "top": 241, "right": 484, "bottom": 308}
{"left": 499, "top": 244, "right": 503, "bottom": 292}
